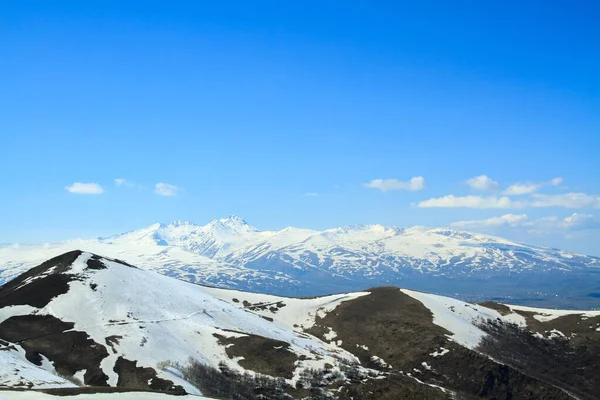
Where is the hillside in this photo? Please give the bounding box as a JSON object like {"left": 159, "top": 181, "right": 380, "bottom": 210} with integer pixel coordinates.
{"left": 1, "top": 251, "right": 599, "bottom": 399}
{"left": 1, "top": 216, "right": 599, "bottom": 308}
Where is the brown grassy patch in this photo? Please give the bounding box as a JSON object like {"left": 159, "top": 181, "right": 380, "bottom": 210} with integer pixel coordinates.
{"left": 214, "top": 333, "right": 298, "bottom": 379}
{"left": 0, "top": 315, "right": 109, "bottom": 386}
{"left": 306, "top": 287, "right": 573, "bottom": 399}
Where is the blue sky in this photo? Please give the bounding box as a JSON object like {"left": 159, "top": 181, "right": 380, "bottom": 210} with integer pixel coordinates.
{"left": 1, "top": 1, "right": 599, "bottom": 254}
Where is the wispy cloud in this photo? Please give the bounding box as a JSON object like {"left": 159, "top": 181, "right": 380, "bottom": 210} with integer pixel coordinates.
{"left": 561, "top": 213, "right": 600, "bottom": 232}
{"left": 417, "top": 195, "right": 524, "bottom": 209}
{"left": 305, "top": 192, "right": 320, "bottom": 197}
{"left": 450, "top": 213, "right": 600, "bottom": 238}
{"left": 502, "top": 182, "right": 544, "bottom": 196}
{"left": 65, "top": 182, "right": 104, "bottom": 195}
{"left": 114, "top": 178, "right": 139, "bottom": 188}
{"left": 450, "top": 214, "right": 529, "bottom": 229}
{"left": 418, "top": 176, "right": 595, "bottom": 209}
{"left": 465, "top": 175, "right": 500, "bottom": 192}
{"left": 364, "top": 176, "right": 425, "bottom": 192}
{"left": 530, "top": 193, "right": 600, "bottom": 208}
{"left": 551, "top": 177, "right": 564, "bottom": 187}
{"left": 418, "top": 192, "right": 600, "bottom": 209}
{"left": 154, "top": 182, "right": 180, "bottom": 196}
{"left": 502, "top": 177, "right": 564, "bottom": 196}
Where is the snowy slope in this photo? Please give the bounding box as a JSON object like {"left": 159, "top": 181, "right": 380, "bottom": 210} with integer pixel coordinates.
{"left": 0, "top": 252, "right": 365, "bottom": 391}
{"left": 0, "top": 343, "right": 76, "bottom": 390}
{"left": 1, "top": 216, "right": 599, "bottom": 304}
{"left": 401, "top": 289, "right": 526, "bottom": 349}
{"left": 2, "top": 251, "right": 600, "bottom": 398}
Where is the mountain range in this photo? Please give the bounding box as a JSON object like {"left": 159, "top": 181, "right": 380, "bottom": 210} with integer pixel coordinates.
{"left": 2, "top": 216, "right": 599, "bottom": 308}
{"left": 1, "top": 251, "right": 599, "bottom": 399}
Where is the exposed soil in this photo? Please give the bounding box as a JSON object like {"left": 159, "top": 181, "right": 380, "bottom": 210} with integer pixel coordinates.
{"left": 1, "top": 386, "right": 188, "bottom": 396}
{"left": 105, "top": 335, "right": 123, "bottom": 354}
{"left": 0, "top": 315, "right": 109, "bottom": 386}
{"left": 214, "top": 333, "right": 298, "bottom": 379}
{"left": 0, "top": 250, "right": 83, "bottom": 308}
{"left": 516, "top": 310, "right": 600, "bottom": 344}
{"left": 307, "top": 287, "right": 452, "bottom": 370}
{"left": 479, "top": 301, "right": 600, "bottom": 343}
{"left": 242, "top": 300, "right": 287, "bottom": 314}
{"left": 2, "top": 252, "right": 597, "bottom": 399}
{"left": 113, "top": 357, "right": 186, "bottom": 394}
{"left": 306, "top": 287, "right": 572, "bottom": 399}
{"left": 479, "top": 320, "right": 600, "bottom": 400}
{"left": 336, "top": 373, "right": 450, "bottom": 400}
{"left": 86, "top": 256, "right": 108, "bottom": 270}
{"left": 478, "top": 301, "right": 512, "bottom": 315}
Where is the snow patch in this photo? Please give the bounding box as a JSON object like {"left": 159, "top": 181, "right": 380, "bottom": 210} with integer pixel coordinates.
{"left": 0, "top": 344, "right": 76, "bottom": 389}
{"left": 507, "top": 304, "right": 600, "bottom": 322}
{"left": 429, "top": 347, "right": 449, "bottom": 357}
{"left": 402, "top": 289, "right": 528, "bottom": 349}
{"left": 323, "top": 327, "right": 337, "bottom": 341}
{"left": 370, "top": 355, "right": 392, "bottom": 369}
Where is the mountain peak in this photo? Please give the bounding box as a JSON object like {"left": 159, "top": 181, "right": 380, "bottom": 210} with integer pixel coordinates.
{"left": 205, "top": 215, "right": 258, "bottom": 233}
{"left": 167, "top": 220, "right": 198, "bottom": 228}
{"left": 219, "top": 215, "right": 248, "bottom": 225}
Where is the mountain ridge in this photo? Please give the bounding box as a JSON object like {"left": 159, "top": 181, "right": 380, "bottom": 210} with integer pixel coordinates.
{"left": 1, "top": 251, "right": 600, "bottom": 398}
{"left": 1, "top": 216, "right": 599, "bottom": 308}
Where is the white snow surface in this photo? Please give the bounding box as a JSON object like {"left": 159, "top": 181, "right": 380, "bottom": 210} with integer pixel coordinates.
{"left": 401, "top": 289, "right": 527, "bottom": 349}
{"left": 0, "top": 345, "right": 75, "bottom": 389}
{"left": 506, "top": 304, "right": 600, "bottom": 322}
{"left": 3, "top": 250, "right": 599, "bottom": 394}
{"left": 400, "top": 288, "right": 600, "bottom": 349}
{"left": 0, "top": 253, "right": 364, "bottom": 389}
{"left": 2, "top": 216, "right": 598, "bottom": 291}
{"left": 200, "top": 285, "right": 369, "bottom": 331}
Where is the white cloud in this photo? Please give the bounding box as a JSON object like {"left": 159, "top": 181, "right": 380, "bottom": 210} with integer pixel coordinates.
{"left": 419, "top": 192, "right": 600, "bottom": 209}
{"left": 530, "top": 193, "right": 600, "bottom": 208}
{"left": 561, "top": 213, "right": 600, "bottom": 231}
{"left": 450, "top": 213, "right": 600, "bottom": 238}
{"left": 451, "top": 214, "right": 528, "bottom": 229}
{"left": 417, "top": 195, "right": 524, "bottom": 209}
{"left": 154, "top": 182, "right": 180, "bottom": 196}
{"left": 502, "top": 177, "right": 565, "bottom": 196}
{"left": 502, "top": 182, "right": 544, "bottom": 196}
{"left": 551, "top": 177, "right": 564, "bottom": 186}
{"left": 465, "top": 175, "right": 500, "bottom": 192}
{"left": 65, "top": 182, "right": 104, "bottom": 195}
{"left": 114, "top": 178, "right": 138, "bottom": 188}
{"left": 364, "top": 176, "right": 425, "bottom": 192}
{"left": 305, "top": 192, "right": 320, "bottom": 197}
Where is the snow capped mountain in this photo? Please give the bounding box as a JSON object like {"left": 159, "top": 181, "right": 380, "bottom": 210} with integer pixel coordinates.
{"left": 2, "top": 251, "right": 599, "bottom": 398}
{"left": 1, "top": 216, "right": 599, "bottom": 307}
{"left": 0, "top": 251, "right": 366, "bottom": 395}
